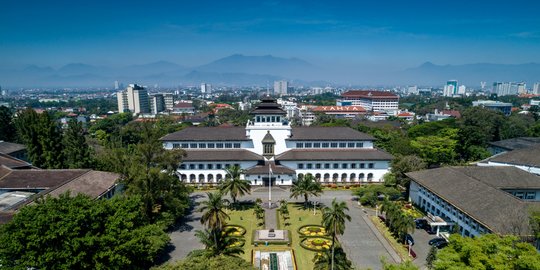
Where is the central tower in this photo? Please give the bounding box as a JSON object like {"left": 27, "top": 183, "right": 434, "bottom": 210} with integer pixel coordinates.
{"left": 245, "top": 96, "right": 291, "bottom": 156}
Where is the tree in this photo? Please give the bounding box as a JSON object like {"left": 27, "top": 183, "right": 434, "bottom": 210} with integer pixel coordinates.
{"left": 220, "top": 165, "right": 251, "bottom": 205}
{"left": 313, "top": 246, "right": 353, "bottom": 270}
{"left": 433, "top": 234, "right": 540, "bottom": 270}
{"left": 390, "top": 155, "right": 427, "bottom": 198}
{"left": 155, "top": 251, "right": 256, "bottom": 270}
{"left": 253, "top": 203, "right": 265, "bottom": 225}
{"left": 63, "top": 118, "right": 94, "bottom": 168}
{"left": 0, "top": 194, "right": 169, "bottom": 270}
{"left": 194, "top": 228, "right": 244, "bottom": 257}
{"left": 380, "top": 200, "right": 415, "bottom": 243}
{"left": 200, "top": 192, "right": 230, "bottom": 230}
{"left": 381, "top": 258, "right": 419, "bottom": 270}
{"left": 322, "top": 199, "right": 352, "bottom": 270}
{"left": 410, "top": 133, "right": 458, "bottom": 166}
{"left": 290, "top": 174, "right": 323, "bottom": 205}
{"left": 0, "top": 106, "right": 16, "bottom": 142}
{"left": 353, "top": 184, "right": 401, "bottom": 207}
{"left": 426, "top": 245, "right": 437, "bottom": 269}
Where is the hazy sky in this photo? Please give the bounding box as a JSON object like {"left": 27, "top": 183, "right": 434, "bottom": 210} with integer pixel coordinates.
{"left": 2, "top": 0, "right": 540, "bottom": 70}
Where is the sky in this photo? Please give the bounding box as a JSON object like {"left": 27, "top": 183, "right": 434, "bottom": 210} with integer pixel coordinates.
{"left": 2, "top": 0, "right": 540, "bottom": 71}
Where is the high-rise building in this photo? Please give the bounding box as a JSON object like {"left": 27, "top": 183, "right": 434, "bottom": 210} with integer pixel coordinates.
{"left": 201, "top": 83, "right": 212, "bottom": 94}
{"left": 517, "top": 82, "right": 527, "bottom": 94}
{"left": 443, "top": 80, "right": 458, "bottom": 97}
{"left": 274, "top": 80, "right": 288, "bottom": 95}
{"left": 493, "top": 82, "right": 521, "bottom": 96}
{"left": 117, "top": 84, "right": 150, "bottom": 114}
{"left": 0, "top": 86, "right": 6, "bottom": 96}
{"left": 458, "top": 85, "right": 466, "bottom": 95}
{"left": 114, "top": 81, "right": 119, "bottom": 90}
{"left": 149, "top": 94, "right": 165, "bottom": 114}
{"left": 163, "top": 93, "right": 175, "bottom": 111}
{"left": 407, "top": 86, "right": 419, "bottom": 95}
{"left": 533, "top": 83, "right": 540, "bottom": 95}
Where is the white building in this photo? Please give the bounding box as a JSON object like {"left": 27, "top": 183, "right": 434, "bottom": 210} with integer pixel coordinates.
{"left": 149, "top": 94, "right": 165, "bottom": 114}
{"left": 458, "top": 85, "right": 466, "bottom": 95}
{"left": 492, "top": 82, "right": 525, "bottom": 96}
{"left": 117, "top": 84, "right": 150, "bottom": 114}
{"left": 201, "top": 83, "right": 212, "bottom": 94}
{"left": 408, "top": 166, "right": 538, "bottom": 238}
{"left": 478, "top": 144, "right": 540, "bottom": 175}
{"left": 163, "top": 93, "right": 175, "bottom": 111}
{"left": 274, "top": 81, "right": 288, "bottom": 95}
{"left": 337, "top": 90, "right": 399, "bottom": 114}
{"left": 277, "top": 98, "right": 299, "bottom": 119}
{"left": 161, "top": 97, "right": 392, "bottom": 186}
{"left": 533, "top": 83, "right": 540, "bottom": 95}
{"left": 442, "top": 80, "right": 458, "bottom": 97}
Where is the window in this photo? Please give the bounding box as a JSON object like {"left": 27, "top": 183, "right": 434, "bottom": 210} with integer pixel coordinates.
{"left": 298, "top": 163, "right": 304, "bottom": 169}
{"left": 339, "top": 142, "right": 346, "bottom": 148}
{"left": 348, "top": 142, "right": 355, "bottom": 148}
{"left": 216, "top": 143, "right": 224, "bottom": 148}
{"left": 271, "top": 116, "right": 275, "bottom": 122}
{"left": 368, "top": 163, "right": 374, "bottom": 168}
{"left": 207, "top": 164, "right": 213, "bottom": 169}
{"left": 515, "top": 192, "right": 524, "bottom": 199}
{"left": 331, "top": 143, "right": 338, "bottom": 148}
{"left": 179, "top": 164, "right": 186, "bottom": 169}
{"left": 356, "top": 142, "right": 364, "bottom": 148}
{"left": 225, "top": 164, "right": 231, "bottom": 168}
{"left": 189, "top": 164, "right": 196, "bottom": 169}
{"left": 316, "top": 163, "right": 321, "bottom": 169}
{"left": 216, "top": 164, "right": 222, "bottom": 169}
{"left": 208, "top": 143, "right": 215, "bottom": 148}
{"left": 296, "top": 143, "right": 304, "bottom": 148}
{"left": 305, "top": 142, "right": 312, "bottom": 148}
{"left": 264, "top": 143, "right": 274, "bottom": 156}
{"left": 314, "top": 142, "right": 321, "bottom": 148}
{"left": 199, "top": 143, "right": 206, "bottom": 148}
{"left": 190, "top": 143, "right": 198, "bottom": 148}
{"left": 198, "top": 164, "right": 204, "bottom": 169}
{"left": 181, "top": 143, "right": 189, "bottom": 148}
{"left": 225, "top": 143, "right": 233, "bottom": 148}
{"left": 233, "top": 143, "right": 241, "bottom": 148}
{"left": 256, "top": 116, "right": 261, "bottom": 122}
{"left": 526, "top": 192, "right": 536, "bottom": 200}
{"left": 307, "top": 163, "right": 313, "bottom": 169}
{"left": 322, "top": 143, "right": 329, "bottom": 148}
{"left": 234, "top": 163, "right": 240, "bottom": 167}
{"left": 324, "top": 163, "right": 330, "bottom": 169}
{"left": 333, "top": 163, "right": 339, "bottom": 169}
{"left": 360, "top": 163, "right": 365, "bottom": 168}
{"left": 351, "top": 163, "right": 357, "bottom": 169}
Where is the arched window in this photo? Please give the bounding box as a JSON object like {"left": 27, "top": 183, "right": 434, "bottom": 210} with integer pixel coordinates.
{"left": 315, "top": 173, "right": 321, "bottom": 182}
{"left": 190, "top": 174, "right": 196, "bottom": 183}
{"left": 207, "top": 174, "right": 214, "bottom": 183}
{"left": 198, "top": 174, "right": 205, "bottom": 183}
{"left": 324, "top": 173, "right": 330, "bottom": 182}
{"left": 298, "top": 173, "right": 304, "bottom": 180}
{"left": 359, "top": 173, "right": 365, "bottom": 181}
{"left": 332, "top": 173, "right": 339, "bottom": 182}
{"left": 217, "top": 174, "right": 223, "bottom": 182}
{"left": 350, "top": 173, "right": 356, "bottom": 182}
{"left": 341, "top": 173, "right": 347, "bottom": 182}
{"left": 367, "top": 173, "right": 373, "bottom": 182}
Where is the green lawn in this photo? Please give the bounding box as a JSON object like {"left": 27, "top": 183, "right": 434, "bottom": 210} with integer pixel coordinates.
{"left": 227, "top": 202, "right": 324, "bottom": 270}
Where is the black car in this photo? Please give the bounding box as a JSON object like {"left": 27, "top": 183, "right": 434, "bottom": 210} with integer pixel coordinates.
{"left": 404, "top": 234, "right": 414, "bottom": 246}
{"left": 425, "top": 226, "right": 437, "bottom": 234}
{"left": 434, "top": 240, "right": 448, "bottom": 249}
{"left": 428, "top": 237, "right": 446, "bottom": 246}
{"left": 415, "top": 219, "right": 428, "bottom": 229}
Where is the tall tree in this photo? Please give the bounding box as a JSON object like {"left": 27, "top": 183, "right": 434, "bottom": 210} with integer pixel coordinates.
{"left": 0, "top": 194, "right": 169, "bottom": 270}
{"left": 63, "top": 118, "right": 93, "bottom": 168}
{"left": 15, "top": 108, "right": 44, "bottom": 166}
{"left": 0, "top": 106, "right": 16, "bottom": 142}
{"left": 290, "top": 174, "right": 323, "bottom": 205}
{"left": 390, "top": 155, "right": 427, "bottom": 198}
{"left": 200, "top": 192, "right": 230, "bottom": 230}
{"left": 220, "top": 165, "right": 251, "bottom": 205}
{"left": 313, "top": 246, "right": 353, "bottom": 270}
{"left": 322, "top": 199, "right": 352, "bottom": 270}
{"left": 194, "top": 228, "right": 244, "bottom": 257}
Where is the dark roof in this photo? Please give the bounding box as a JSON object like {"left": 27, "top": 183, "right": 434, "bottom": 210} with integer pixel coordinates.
{"left": 488, "top": 137, "right": 540, "bottom": 151}
{"left": 183, "top": 150, "right": 262, "bottom": 161}
{"left": 160, "top": 127, "right": 249, "bottom": 141}
{"left": 289, "top": 127, "right": 374, "bottom": 141}
{"left": 342, "top": 90, "right": 399, "bottom": 99}
{"left": 0, "top": 141, "right": 26, "bottom": 155}
{"left": 0, "top": 153, "right": 32, "bottom": 169}
{"left": 245, "top": 162, "right": 295, "bottom": 175}
{"left": 455, "top": 166, "right": 540, "bottom": 189}
{"left": 250, "top": 97, "right": 287, "bottom": 115}
{"left": 406, "top": 166, "right": 532, "bottom": 234}
{"left": 262, "top": 131, "right": 275, "bottom": 143}
{"left": 0, "top": 169, "right": 89, "bottom": 189}
{"left": 276, "top": 149, "right": 392, "bottom": 161}
{"left": 489, "top": 145, "right": 540, "bottom": 168}
{"left": 47, "top": 171, "right": 119, "bottom": 198}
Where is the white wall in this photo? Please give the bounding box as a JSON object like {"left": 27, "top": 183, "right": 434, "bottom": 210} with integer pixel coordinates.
{"left": 245, "top": 124, "right": 292, "bottom": 156}
{"left": 479, "top": 161, "right": 540, "bottom": 176}
{"left": 279, "top": 160, "right": 389, "bottom": 183}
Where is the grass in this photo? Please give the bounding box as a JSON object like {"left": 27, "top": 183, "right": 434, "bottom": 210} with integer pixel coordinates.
{"left": 369, "top": 215, "right": 412, "bottom": 261}
{"left": 227, "top": 204, "right": 264, "bottom": 263}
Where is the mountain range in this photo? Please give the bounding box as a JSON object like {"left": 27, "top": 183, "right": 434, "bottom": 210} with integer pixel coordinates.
{"left": 0, "top": 54, "right": 539, "bottom": 88}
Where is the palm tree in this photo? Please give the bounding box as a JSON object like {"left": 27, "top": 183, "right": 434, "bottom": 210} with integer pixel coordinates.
{"left": 220, "top": 165, "right": 251, "bottom": 205}
{"left": 290, "top": 174, "right": 323, "bottom": 206}
{"left": 253, "top": 203, "right": 265, "bottom": 222}
{"left": 200, "top": 192, "right": 230, "bottom": 230}
{"left": 313, "top": 247, "right": 353, "bottom": 270}
{"left": 195, "top": 227, "right": 244, "bottom": 257}
{"left": 322, "top": 199, "right": 351, "bottom": 270}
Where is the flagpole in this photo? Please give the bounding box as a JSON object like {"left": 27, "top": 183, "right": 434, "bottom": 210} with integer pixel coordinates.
{"left": 268, "top": 161, "right": 272, "bottom": 206}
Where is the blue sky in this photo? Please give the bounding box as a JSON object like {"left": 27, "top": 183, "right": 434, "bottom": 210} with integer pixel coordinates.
{"left": 2, "top": 0, "right": 540, "bottom": 70}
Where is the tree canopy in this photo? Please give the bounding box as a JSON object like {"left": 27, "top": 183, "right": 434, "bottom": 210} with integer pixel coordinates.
{"left": 154, "top": 251, "right": 256, "bottom": 270}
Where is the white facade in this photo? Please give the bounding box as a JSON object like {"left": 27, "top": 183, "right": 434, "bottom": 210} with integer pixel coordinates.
{"left": 201, "top": 83, "right": 212, "bottom": 94}
{"left": 274, "top": 80, "right": 288, "bottom": 95}
{"left": 533, "top": 83, "right": 540, "bottom": 95}
{"left": 117, "top": 84, "right": 149, "bottom": 114}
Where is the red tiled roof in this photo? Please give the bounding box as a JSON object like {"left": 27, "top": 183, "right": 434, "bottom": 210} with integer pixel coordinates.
{"left": 174, "top": 102, "right": 194, "bottom": 108}
{"left": 342, "top": 90, "right": 399, "bottom": 99}
{"left": 441, "top": 110, "right": 461, "bottom": 118}
{"left": 397, "top": 112, "right": 414, "bottom": 117}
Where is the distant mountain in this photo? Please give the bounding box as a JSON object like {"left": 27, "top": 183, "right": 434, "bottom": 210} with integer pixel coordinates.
{"left": 196, "top": 54, "right": 321, "bottom": 80}
{"left": 182, "top": 70, "right": 284, "bottom": 86}
{"left": 400, "top": 62, "right": 540, "bottom": 86}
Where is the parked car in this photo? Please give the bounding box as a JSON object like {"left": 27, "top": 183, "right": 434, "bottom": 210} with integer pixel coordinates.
{"left": 415, "top": 218, "right": 428, "bottom": 229}
{"left": 434, "top": 240, "right": 448, "bottom": 249}
{"left": 425, "top": 226, "right": 437, "bottom": 234}
{"left": 428, "top": 237, "right": 446, "bottom": 246}
{"left": 404, "top": 234, "right": 414, "bottom": 246}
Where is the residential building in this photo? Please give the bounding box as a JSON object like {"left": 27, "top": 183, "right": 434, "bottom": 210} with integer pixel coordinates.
{"left": 274, "top": 80, "right": 288, "bottom": 95}
{"left": 117, "top": 84, "right": 150, "bottom": 114}
{"left": 472, "top": 100, "right": 512, "bottom": 116}
{"left": 277, "top": 99, "right": 299, "bottom": 119}
{"left": 201, "top": 83, "right": 212, "bottom": 94}
{"left": 299, "top": 105, "right": 316, "bottom": 126}
{"left": 487, "top": 137, "right": 540, "bottom": 155}
{"left": 443, "top": 80, "right": 458, "bottom": 97}
{"left": 338, "top": 90, "right": 399, "bottom": 114}
{"left": 533, "top": 83, "right": 540, "bottom": 95}
{"left": 425, "top": 109, "right": 461, "bottom": 122}
{"left": 160, "top": 97, "right": 392, "bottom": 186}
{"left": 171, "top": 102, "right": 195, "bottom": 115}
{"left": 163, "top": 93, "right": 175, "bottom": 111}
{"left": 149, "top": 94, "right": 165, "bottom": 114}
{"left": 408, "top": 166, "right": 537, "bottom": 238}
{"left": 492, "top": 82, "right": 524, "bottom": 96}
{"left": 458, "top": 85, "right": 466, "bottom": 95}
{"left": 312, "top": 106, "right": 367, "bottom": 119}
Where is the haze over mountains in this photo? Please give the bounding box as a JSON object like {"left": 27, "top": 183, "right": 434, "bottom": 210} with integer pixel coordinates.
{"left": 1, "top": 54, "right": 539, "bottom": 88}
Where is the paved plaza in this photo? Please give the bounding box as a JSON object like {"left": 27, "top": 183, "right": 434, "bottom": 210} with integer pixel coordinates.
{"left": 167, "top": 188, "right": 406, "bottom": 269}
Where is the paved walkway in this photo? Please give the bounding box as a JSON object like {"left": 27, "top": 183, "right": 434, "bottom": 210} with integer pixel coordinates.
{"left": 264, "top": 207, "right": 278, "bottom": 229}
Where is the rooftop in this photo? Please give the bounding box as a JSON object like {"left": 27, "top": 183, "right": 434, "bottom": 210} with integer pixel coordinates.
{"left": 183, "top": 149, "right": 262, "bottom": 161}
{"left": 276, "top": 149, "right": 393, "bottom": 161}
{"left": 160, "top": 127, "right": 249, "bottom": 141}
{"left": 245, "top": 161, "right": 295, "bottom": 175}
{"left": 406, "top": 166, "right": 534, "bottom": 235}
{"left": 488, "top": 137, "right": 540, "bottom": 151}
{"left": 489, "top": 144, "right": 540, "bottom": 168}
{"left": 0, "top": 153, "right": 32, "bottom": 169}
{"left": 341, "top": 90, "right": 399, "bottom": 99}
{"left": 0, "top": 141, "right": 26, "bottom": 155}
{"left": 250, "top": 97, "right": 287, "bottom": 115}
{"left": 288, "top": 127, "right": 374, "bottom": 141}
